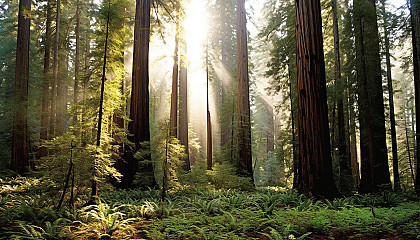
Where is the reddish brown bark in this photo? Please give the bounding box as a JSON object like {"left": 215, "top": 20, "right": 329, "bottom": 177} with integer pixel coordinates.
{"left": 295, "top": 0, "right": 341, "bottom": 198}
{"left": 123, "top": 0, "right": 156, "bottom": 188}
{"left": 237, "top": 0, "right": 252, "bottom": 178}
{"left": 11, "top": 0, "right": 31, "bottom": 174}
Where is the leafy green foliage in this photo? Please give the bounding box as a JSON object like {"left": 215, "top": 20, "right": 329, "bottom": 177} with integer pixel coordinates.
{"left": 207, "top": 162, "right": 254, "bottom": 190}
{"left": 1, "top": 179, "right": 419, "bottom": 239}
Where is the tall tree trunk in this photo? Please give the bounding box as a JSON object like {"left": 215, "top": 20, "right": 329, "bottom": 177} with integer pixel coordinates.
{"left": 39, "top": 0, "right": 52, "bottom": 158}
{"left": 170, "top": 11, "right": 179, "bottom": 138}
{"left": 354, "top": 0, "right": 391, "bottom": 193}
{"left": 179, "top": 44, "right": 190, "bottom": 171}
{"left": 410, "top": 0, "right": 420, "bottom": 195}
{"left": 11, "top": 0, "right": 31, "bottom": 174}
{"left": 220, "top": 3, "right": 229, "bottom": 149}
{"left": 381, "top": 0, "right": 400, "bottom": 191}
{"left": 237, "top": 0, "right": 252, "bottom": 179}
{"left": 56, "top": 52, "right": 67, "bottom": 136}
{"left": 206, "top": 44, "right": 212, "bottom": 170}
{"left": 81, "top": 30, "right": 90, "bottom": 147}
{"left": 295, "top": 0, "right": 341, "bottom": 198}
{"left": 349, "top": 90, "right": 360, "bottom": 189}
{"left": 333, "top": 0, "right": 353, "bottom": 194}
{"left": 124, "top": 0, "right": 157, "bottom": 188}
{"left": 288, "top": 65, "right": 299, "bottom": 190}
{"left": 404, "top": 111, "right": 416, "bottom": 186}
{"left": 49, "top": 0, "right": 60, "bottom": 137}
{"left": 73, "top": 0, "right": 80, "bottom": 124}
{"left": 92, "top": 4, "right": 110, "bottom": 199}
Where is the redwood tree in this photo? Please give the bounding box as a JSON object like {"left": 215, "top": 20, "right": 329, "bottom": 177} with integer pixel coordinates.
{"left": 11, "top": 0, "right": 31, "bottom": 174}
{"left": 169, "top": 7, "right": 179, "bottom": 138}
{"left": 123, "top": 0, "right": 157, "bottom": 188}
{"left": 332, "top": 0, "right": 353, "bottom": 194}
{"left": 179, "top": 48, "right": 190, "bottom": 171}
{"left": 380, "top": 0, "right": 399, "bottom": 190}
{"left": 354, "top": 0, "right": 391, "bottom": 193}
{"left": 295, "top": 0, "right": 341, "bottom": 198}
{"left": 236, "top": 0, "right": 252, "bottom": 179}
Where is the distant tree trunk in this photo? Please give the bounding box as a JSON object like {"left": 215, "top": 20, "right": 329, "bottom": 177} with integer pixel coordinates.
{"left": 295, "top": 0, "right": 341, "bottom": 198}
{"left": 404, "top": 112, "right": 416, "bottom": 186}
{"left": 237, "top": 0, "right": 252, "bottom": 179}
{"left": 267, "top": 104, "right": 274, "bottom": 153}
{"left": 11, "top": 0, "right": 31, "bottom": 174}
{"left": 39, "top": 0, "right": 52, "bottom": 158}
{"left": 333, "top": 0, "right": 353, "bottom": 194}
{"left": 354, "top": 0, "right": 391, "bottom": 193}
{"left": 56, "top": 52, "right": 67, "bottom": 136}
{"left": 220, "top": 3, "right": 229, "bottom": 149}
{"left": 289, "top": 68, "right": 299, "bottom": 190}
{"left": 49, "top": 0, "right": 60, "bottom": 137}
{"left": 410, "top": 0, "right": 420, "bottom": 195}
{"left": 179, "top": 44, "right": 190, "bottom": 171}
{"left": 349, "top": 91, "right": 360, "bottom": 189}
{"left": 124, "top": 0, "right": 157, "bottom": 188}
{"left": 381, "top": 0, "right": 400, "bottom": 191}
{"left": 73, "top": 0, "right": 80, "bottom": 124}
{"left": 81, "top": 30, "right": 90, "bottom": 147}
{"left": 170, "top": 12, "right": 179, "bottom": 138}
{"left": 206, "top": 45, "right": 212, "bottom": 170}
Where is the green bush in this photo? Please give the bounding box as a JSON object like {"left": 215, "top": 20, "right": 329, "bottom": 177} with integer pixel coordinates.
{"left": 207, "top": 162, "right": 254, "bottom": 191}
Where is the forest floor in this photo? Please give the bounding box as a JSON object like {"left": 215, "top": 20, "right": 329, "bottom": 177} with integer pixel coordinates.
{"left": 1, "top": 175, "right": 419, "bottom": 240}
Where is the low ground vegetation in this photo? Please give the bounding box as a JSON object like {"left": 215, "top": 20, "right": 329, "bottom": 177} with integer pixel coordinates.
{"left": 1, "top": 175, "right": 419, "bottom": 240}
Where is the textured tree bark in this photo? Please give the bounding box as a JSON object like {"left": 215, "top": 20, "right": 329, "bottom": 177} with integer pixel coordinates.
{"left": 410, "top": 0, "right": 420, "bottom": 195}
{"left": 381, "top": 0, "right": 400, "bottom": 191}
{"left": 354, "top": 0, "right": 391, "bottom": 193}
{"left": 332, "top": 0, "right": 353, "bottom": 194}
{"left": 179, "top": 50, "right": 190, "bottom": 171}
{"left": 39, "top": 0, "right": 52, "bottom": 158}
{"left": 124, "top": 0, "right": 157, "bottom": 188}
{"left": 11, "top": 0, "right": 31, "bottom": 174}
{"left": 49, "top": 0, "right": 60, "bottom": 137}
{"left": 237, "top": 0, "right": 253, "bottom": 179}
{"left": 170, "top": 12, "right": 179, "bottom": 138}
{"left": 295, "top": 0, "right": 341, "bottom": 198}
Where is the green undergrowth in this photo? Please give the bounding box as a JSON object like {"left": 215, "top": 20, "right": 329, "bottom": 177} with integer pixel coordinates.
{"left": 1, "top": 176, "right": 419, "bottom": 239}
